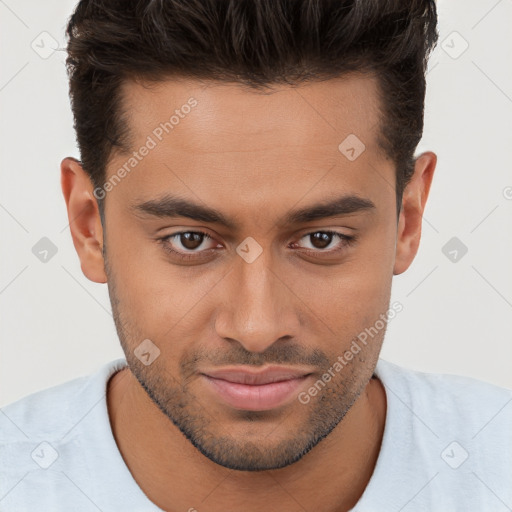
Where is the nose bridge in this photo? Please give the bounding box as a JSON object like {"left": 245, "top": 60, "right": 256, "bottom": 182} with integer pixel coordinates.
{"left": 216, "top": 246, "right": 297, "bottom": 353}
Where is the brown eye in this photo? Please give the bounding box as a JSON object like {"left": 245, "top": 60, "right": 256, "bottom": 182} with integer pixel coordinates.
{"left": 159, "top": 230, "right": 217, "bottom": 260}
{"left": 297, "top": 230, "right": 353, "bottom": 252}
{"left": 309, "top": 232, "right": 334, "bottom": 249}
{"left": 179, "top": 232, "right": 206, "bottom": 250}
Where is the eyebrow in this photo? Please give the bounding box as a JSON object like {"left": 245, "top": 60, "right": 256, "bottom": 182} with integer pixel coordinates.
{"left": 131, "top": 193, "right": 376, "bottom": 230}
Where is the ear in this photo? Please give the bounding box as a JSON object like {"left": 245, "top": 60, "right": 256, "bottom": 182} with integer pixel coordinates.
{"left": 60, "top": 157, "right": 107, "bottom": 283}
{"left": 393, "top": 151, "right": 437, "bottom": 275}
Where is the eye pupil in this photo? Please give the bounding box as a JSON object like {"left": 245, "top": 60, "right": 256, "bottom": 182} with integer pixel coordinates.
{"left": 310, "top": 232, "right": 332, "bottom": 249}
{"left": 181, "top": 232, "right": 203, "bottom": 250}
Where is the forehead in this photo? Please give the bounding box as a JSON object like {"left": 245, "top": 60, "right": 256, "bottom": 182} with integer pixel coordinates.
{"left": 106, "top": 74, "right": 393, "bottom": 215}
{"left": 118, "top": 73, "right": 384, "bottom": 159}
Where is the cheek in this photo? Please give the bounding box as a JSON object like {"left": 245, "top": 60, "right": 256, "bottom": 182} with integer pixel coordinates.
{"left": 289, "top": 231, "right": 394, "bottom": 339}
{"left": 106, "top": 231, "right": 172, "bottom": 319}
{"left": 108, "top": 231, "right": 222, "bottom": 340}
{"left": 293, "top": 266, "right": 391, "bottom": 336}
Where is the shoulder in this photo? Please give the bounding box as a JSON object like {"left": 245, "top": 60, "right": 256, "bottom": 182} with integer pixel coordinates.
{"left": 374, "top": 358, "right": 512, "bottom": 459}
{"left": 0, "top": 358, "right": 161, "bottom": 510}
{"left": 355, "top": 359, "right": 512, "bottom": 509}
{"left": 0, "top": 358, "right": 128, "bottom": 443}
{"left": 375, "top": 358, "right": 512, "bottom": 413}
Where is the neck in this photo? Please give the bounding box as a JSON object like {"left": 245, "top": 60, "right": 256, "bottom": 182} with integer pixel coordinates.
{"left": 107, "top": 368, "right": 386, "bottom": 512}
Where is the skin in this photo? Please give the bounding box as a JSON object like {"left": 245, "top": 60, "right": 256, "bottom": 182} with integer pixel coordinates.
{"left": 61, "top": 73, "right": 436, "bottom": 512}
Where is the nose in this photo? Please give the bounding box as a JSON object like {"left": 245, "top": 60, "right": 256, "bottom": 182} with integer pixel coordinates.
{"left": 214, "top": 247, "right": 301, "bottom": 353}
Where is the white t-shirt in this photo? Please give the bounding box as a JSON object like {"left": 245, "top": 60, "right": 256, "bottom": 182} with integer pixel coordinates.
{"left": 1, "top": 357, "right": 511, "bottom": 511}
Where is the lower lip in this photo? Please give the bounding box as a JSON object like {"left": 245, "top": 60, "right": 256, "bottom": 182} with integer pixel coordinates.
{"left": 201, "top": 374, "right": 311, "bottom": 411}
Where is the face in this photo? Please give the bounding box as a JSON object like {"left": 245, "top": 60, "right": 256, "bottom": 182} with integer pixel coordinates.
{"left": 63, "top": 73, "right": 434, "bottom": 471}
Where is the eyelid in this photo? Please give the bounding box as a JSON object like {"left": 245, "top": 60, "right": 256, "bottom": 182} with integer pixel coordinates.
{"left": 163, "top": 230, "right": 218, "bottom": 251}
{"left": 291, "top": 230, "right": 356, "bottom": 259}
{"left": 158, "top": 228, "right": 356, "bottom": 260}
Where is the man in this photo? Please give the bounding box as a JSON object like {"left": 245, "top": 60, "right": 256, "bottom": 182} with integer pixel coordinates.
{"left": 1, "top": 0, "right": 511, "bottom": 510}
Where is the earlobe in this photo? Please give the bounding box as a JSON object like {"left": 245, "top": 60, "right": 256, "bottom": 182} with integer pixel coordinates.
{"left": 60, "top": 157, "right": 107, "bottom": 284}
{"left": 393, "top": 151, "right": 437, "bottom": 275}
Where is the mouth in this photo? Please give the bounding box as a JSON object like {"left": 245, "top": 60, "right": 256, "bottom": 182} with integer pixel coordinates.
{"left": 200, "top": 366, "right": 314, "bottom": 411}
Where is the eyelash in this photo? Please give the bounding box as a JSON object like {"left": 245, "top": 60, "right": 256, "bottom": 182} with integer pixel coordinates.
{"left": 158, "top": 229, "right": 356, "bottom": 261}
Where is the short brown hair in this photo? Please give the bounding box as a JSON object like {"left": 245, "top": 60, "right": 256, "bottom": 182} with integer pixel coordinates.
{"left": 65, "top": 0, "right": 438, "bottom": 217}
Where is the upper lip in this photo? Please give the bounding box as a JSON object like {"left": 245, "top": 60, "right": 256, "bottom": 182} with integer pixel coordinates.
{"left": 201, "top": 366, "right": 313, "bottom": 385}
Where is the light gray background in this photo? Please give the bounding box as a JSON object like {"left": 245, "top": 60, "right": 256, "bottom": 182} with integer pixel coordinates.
{"left": 1, "top": 0, "right": 511, "bottom": 407}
